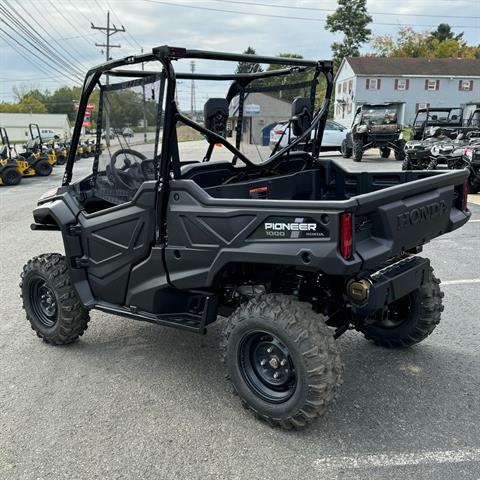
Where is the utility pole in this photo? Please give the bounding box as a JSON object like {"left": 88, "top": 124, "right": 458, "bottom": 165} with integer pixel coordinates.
{"left": 91, "top": 11, "right": 125, "bottom": 146}
{"left": 91, "top": 11, "right": 124, "bottom": 70}
{"left": 190, "top": 60, "right": 196, "bottom": 119}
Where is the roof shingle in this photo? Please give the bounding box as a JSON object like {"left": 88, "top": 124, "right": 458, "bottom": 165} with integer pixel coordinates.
{"left": 346, "top": 57, "right": 480, "bottom": 77}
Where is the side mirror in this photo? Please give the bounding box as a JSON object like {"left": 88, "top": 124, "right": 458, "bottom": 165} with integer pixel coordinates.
{"left": 291, "top": 97, "right": 312, "bottom": 137}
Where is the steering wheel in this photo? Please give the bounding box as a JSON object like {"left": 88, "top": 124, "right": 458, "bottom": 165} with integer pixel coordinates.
{"left": 107, "top": 148, "right": 147, "bottom": 191}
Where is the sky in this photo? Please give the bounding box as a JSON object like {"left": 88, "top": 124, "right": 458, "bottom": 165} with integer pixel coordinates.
{"left": 0, "top": 0, "right": 479, "bottom": 110}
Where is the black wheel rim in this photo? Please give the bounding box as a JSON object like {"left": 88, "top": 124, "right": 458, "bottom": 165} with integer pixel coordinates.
{"left": 377, "top": 293, "right": 416, "bottom": 328}
{"left": 238, "top": 330, "right": 297, "bottom": 404}
{"left": 28, "top": 277, "right": 58, "bottom": 327}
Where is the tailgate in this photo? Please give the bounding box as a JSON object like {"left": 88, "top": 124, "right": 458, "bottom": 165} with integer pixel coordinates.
{"left": 353, "top": 169, "right": 470, "bottom": 269}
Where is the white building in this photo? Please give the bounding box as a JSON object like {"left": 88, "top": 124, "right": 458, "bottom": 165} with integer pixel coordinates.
{"left": 0, "top": 113, "right": 71, "bottom": 141}
{"left": 334, "top": 57, "right": 480, "bottom": 127}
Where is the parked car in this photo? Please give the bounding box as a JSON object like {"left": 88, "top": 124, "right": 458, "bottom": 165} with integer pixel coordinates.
{"left": 269, "top": 119, "right": 347, "bottom": 151}
{"left": 122, "top": 128, "right": 134, "bottom": 137}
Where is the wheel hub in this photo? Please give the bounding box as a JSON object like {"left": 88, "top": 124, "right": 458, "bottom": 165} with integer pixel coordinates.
{"left": 28, "top": 277, "right": 58, "bottom": 327}
{"left": 239, "top": 331, "right": 296, "bottom": 403}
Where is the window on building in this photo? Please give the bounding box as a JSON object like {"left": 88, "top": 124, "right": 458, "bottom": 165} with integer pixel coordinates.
{"left": 395, "top": 79, "right": 409, "bottom": 90}
{"left": 348, "top": 80, "right": 353, "bottom": 93}
{"left": 425, "top": 79, "right": 439, "bottom": 91}
{"left": 347, "top": 102, "right": 352, "bottom": 114}
{"left": 337, "top": 83, "right": 342, "bottom": 94}
{"left": 416, "top": 103, "right": 431, "bottom": 112}
{"left": 366, "top": 78, "right": 381, "bottom": 90}
{"left": 342, "top": 82, "right": 347, "bottom": 93}
{"left": 459, "top": 80, "right": 473, "bottom": 91}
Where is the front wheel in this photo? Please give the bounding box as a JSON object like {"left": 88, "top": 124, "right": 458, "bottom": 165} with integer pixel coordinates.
{"left": 402, "top": 156, "right": 411, "bottom": 171}
{"left": 353, "top": 139, "right": 363, "bottom": 162}
{"left": 359, "top": 267, "right": 443, "bottom": 348}
{"left": 341, "top": 139, "right": 352, "bottom": 158}
{"left": 394, "top": 139, "right": 406, "bottom": 161}
{"left": 221, "top": 294, "right": 342, "bottom": 429}
{"left": 1, "top": 167, "right": 22, "bottom": 185}
{"left": 20, "top": 254, "right": 90, "bottom": 345}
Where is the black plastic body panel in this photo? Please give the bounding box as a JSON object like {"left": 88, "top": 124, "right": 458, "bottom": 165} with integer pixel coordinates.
{"left": 164, "top": 161, "right": 470, "bottom": 290}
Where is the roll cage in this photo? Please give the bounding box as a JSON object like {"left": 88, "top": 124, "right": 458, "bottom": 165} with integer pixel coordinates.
{"left": 64, "top": 45, "right": 333, "bottom": 187}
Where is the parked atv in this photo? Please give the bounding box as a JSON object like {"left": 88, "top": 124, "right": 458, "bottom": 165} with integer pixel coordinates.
{"left": 20, "top": 46, "right": 471, "bottom": 430}
{"left": 341, "top": 104, "right": 406, "bottom": 162}
{"left": 403, "top": 130, "right": 480, "bottom": 193}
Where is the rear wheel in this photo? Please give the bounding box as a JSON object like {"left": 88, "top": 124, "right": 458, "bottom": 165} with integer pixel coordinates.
{"left": 353, "top": 139, "right": 363, "bottom": 162}
{"left": 34, "top": 159, "right": 53, "bottom": 176}
{"left": 394, "top": 139, "right": 406, "bottom": 161}
{"left": 359, "top": 268, "right": 443, "bottom": 348}
{"left": 380, "top": 147, "right": 391, "bottom": 158}
{"left": 221, "top": 294, "right": 342, "bottom": 429}
{"left": 56, "top": 155, "right": 66, "bottom": 166}
{"left": 341, "top": 140, "right": 352, "bottom": 158}
{"left": 20, "top": 253, "right": 90, "bottom": 345}
{"left": 2, "top": 167, "right": 22, "bottom": 185}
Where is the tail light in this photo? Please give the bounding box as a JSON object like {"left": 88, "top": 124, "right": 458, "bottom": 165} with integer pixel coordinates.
{"left": 274, "top": 129, "right": 285, "bottom": 135}
{"left": 463, "top": 180, "right": 469, "bottom": 210}
{"left": 456, "top": 180, "right": 469, "bottom": 211}
{"left": 340, "top": 213, "right": 353, "bottom": 260}
{"left": 464, "top": 147, "right": 473, "bottom": 160}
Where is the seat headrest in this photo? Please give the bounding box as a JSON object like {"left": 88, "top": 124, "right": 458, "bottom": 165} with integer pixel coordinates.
{"left": 204, "top": 98, "right": 229, "bottom": 138}
{"left": 291, "top": 97, "right": 312, "bottom": 136}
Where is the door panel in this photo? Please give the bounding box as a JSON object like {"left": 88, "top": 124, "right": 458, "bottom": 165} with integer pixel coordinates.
{"left": 78, "top": 183, "right": 156, "bottom": 305}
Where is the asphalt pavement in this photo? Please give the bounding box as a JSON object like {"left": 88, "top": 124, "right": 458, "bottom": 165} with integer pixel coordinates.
{"left": 0, "top": 151, "right": 479, "bottom": 480}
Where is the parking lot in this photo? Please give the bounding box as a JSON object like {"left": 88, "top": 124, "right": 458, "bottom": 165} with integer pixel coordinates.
{"left": 1, "top": 151, "right": 479, "bottom": 480}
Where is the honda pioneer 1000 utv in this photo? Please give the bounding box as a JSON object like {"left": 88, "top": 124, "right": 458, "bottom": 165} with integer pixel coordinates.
{"left": 341, "top": 103, "right": 406, "bottom": 162}
{"left": 21, "top": 47, "right": 471, "bottom": 429}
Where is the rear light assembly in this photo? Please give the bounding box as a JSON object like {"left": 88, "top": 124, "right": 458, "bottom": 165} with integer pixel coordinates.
{"left": 455, "top": 180, "right": 469, "bottom": 211}
{"left": 340, "top": 213, "right": 353, "bottom": 260}
{"left": 463, "top": 180, "right": 469, "bottom": 210}
{"left": 274, "top": 129, "right": 285, "bottom": 135}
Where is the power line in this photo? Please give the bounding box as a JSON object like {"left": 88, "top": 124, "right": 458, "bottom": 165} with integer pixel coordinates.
{"left": 0, "top": 10, "right": 82, "bottom": 84}
{"left": 49, "top": 0, "right": 102, "bottom": 53}
{"left": 0, "top": 1, "right": 84, "bottom": 80}
{"left": 0, "top": 31, "right": 52, "bottom": 78}
{"left": 212, "top": 0, "right": 480, "bottom": 19}
{"left": 104, "top": 0, "right": 143, "bottom": 49}
{"left": 12, "top": 0, "right": 92, "bottom": 73}
{"left": 142, "top": 0, "right": 480, "bottom": 28}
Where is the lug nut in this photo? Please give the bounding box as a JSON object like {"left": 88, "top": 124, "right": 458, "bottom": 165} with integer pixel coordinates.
{"left": 260, "top": 359, "right": 266, "bottom": 366}
{"left": 266, "top": 347, "right": 273, "bottom": 353}
{"left": 273, "top": 372, "right": 279, "bottom": 379}
{"left": 280, "top": 359, "right": 287, "bottom": 366}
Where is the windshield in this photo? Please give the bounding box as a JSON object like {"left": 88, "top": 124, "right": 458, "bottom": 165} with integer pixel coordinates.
{"left": 415, "top": 109, "right": 461, "bottom": 126}
{"left": 83, "top": 70, "right": 165, "bottom": 205}
{"left": 361, "top": 106, "right": 397, "bottom": 125}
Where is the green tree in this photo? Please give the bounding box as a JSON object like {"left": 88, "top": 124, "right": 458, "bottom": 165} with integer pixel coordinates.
{"left": 430, "top": 23, "right": 463, "bottom": 42}
{"left": 235, "top": 47, "right": 263, "bottom": 74}
{"left": 0, "top": 95, "right": 47, "bottom": 113}
{"left": 372, "top": 25, "right": 479, "bottom": 59}
{"left": 326, "top": 0, "right": 372, "bottom": 70}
